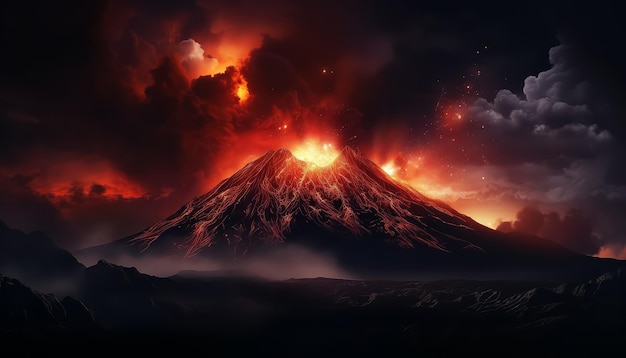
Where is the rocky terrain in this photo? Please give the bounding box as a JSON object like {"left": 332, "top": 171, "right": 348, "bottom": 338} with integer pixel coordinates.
{"left": 1, "top": 220, "right": 624, "bottom": 356}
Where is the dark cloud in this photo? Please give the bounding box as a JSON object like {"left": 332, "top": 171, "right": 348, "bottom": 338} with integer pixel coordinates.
{"left": 191, "top": 67, "right": 241, "bottom": 107}
{"left": 0, "top": 175, "right": 69, "bottom": 245}
{"left": 497, "top": 206, "right": 601, "bottom": 256}
{"left": 544, "top": 210, "right": 601, "bottom": 256}
{"left": 90, "top": 184, "right": 107, "bottom": 196}
{"left": 512, "top": 207, "right": 545, "bottom": 236}
{"left": 495, "top": 221, "right": 513, "bottom": 234}
{"left": 430, "top": 42, "right": 626, "bottom": 257}
{"left": 242, "top": 46, "right": 311, "bottom": 115}
{"left": 346, "top": 1, "right": 572, "bottom": 132}
{"left": 464, "top": 44, "right": 613, "bottom": 168}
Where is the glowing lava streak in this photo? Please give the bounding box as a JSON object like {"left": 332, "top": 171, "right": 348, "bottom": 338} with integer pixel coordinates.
{"left": 291, "top": 140, "right": 339, "bottom": 167}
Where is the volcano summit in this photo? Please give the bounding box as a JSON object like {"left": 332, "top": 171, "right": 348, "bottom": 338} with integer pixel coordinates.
{"left": 86, "top": 147, "right": 623, "bottom": 281}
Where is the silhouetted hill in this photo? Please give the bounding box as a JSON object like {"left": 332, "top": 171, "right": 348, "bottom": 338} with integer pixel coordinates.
{"left": 0, "top": 274, "right": 96, "bottom": 332}
{"left": 0, "top": 220, "right": 84, "bottom": 293}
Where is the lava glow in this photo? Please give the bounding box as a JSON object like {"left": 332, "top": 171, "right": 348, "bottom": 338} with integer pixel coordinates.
{"left": 291, "top": 140, "right": 339, "bottom": 168}
{"left": 381, "top": 163, "right": 398, "bottom": 177}
{"left": 236, "top": 79, "right": 250, "bottom": 102}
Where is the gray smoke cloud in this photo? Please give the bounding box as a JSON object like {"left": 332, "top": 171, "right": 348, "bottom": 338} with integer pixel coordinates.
{"left": 466, "top": 44, "right": 626, "bottom": 257}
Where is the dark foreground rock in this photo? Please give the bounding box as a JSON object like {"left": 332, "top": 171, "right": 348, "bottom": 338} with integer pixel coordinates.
{"left": 0, "top": 274, "right": 98, "bottom": 332}
{"left": 3, "top": 264, "right": 624, "bottom": 357}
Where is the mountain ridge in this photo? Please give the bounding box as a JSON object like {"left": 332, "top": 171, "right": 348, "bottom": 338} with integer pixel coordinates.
{"left": 81, "top": 147, "right": 623, "bottom": 281}
{"left": 123, "top": 146, "right": 487, "bottom": 256}
{"left": 1, "top": 218, "right": 626, "bottom": 356}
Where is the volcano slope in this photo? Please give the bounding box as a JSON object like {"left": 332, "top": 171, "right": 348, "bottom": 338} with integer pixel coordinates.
{"left": 86, "top": 147, "right": 623, "bottom": 281}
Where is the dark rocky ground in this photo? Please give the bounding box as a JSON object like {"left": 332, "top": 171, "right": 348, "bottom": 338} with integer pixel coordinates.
{"left": 2, "top": 264, "right": 625, "bottom": 357}
{"left": 2, "top": 220, "right": 625, "bottom": 356}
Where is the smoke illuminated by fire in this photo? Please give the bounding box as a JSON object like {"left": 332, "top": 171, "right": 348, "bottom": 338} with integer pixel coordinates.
{"left": 178, "top": 37, "right": 251, "bottom": 103}
{"left": 236, "top": 79, "right": 250, "bottom": 102}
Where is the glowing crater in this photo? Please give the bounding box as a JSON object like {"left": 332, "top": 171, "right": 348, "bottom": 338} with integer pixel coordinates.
{"left": 291, "top": 140, "right": 339, "bottom": 167}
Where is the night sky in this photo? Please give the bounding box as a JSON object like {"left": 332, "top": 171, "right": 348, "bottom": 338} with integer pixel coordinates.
{"left": 1, "top": 0, "right": 624, "bottom": 258}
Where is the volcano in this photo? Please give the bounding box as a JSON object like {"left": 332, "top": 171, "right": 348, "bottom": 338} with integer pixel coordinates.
{"left": 86, "top": 147, "right": 623, "bottom": 280}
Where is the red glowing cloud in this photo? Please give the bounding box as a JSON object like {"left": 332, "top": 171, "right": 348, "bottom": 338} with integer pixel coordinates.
{"left": 5, "top": 159, "right": 148, "bottom": 204}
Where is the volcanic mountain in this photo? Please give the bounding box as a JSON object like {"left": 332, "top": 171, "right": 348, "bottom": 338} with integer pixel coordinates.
{"left": 86, "top": 147, "right": 623, "bottom": 280}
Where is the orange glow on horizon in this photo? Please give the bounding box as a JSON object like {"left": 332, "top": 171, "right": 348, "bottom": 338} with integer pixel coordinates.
{"left": 24, "top": 160, "right": 148, "bottom": 205}
{"left": 596, "top": 245, "right": 626, "bottom": 260}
